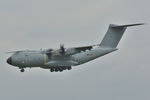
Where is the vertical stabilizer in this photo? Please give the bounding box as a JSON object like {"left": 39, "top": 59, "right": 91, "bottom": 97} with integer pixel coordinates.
{"left": 100, "top": 23, "right": 145, "bottom": 48}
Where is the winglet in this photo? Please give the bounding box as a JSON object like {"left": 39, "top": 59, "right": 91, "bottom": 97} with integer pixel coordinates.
{"left": 110, "top": 23, "right": 146, "bottom": 28}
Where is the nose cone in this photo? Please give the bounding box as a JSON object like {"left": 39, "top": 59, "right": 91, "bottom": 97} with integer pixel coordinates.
{"left": 7, "top": 57, "right": 12, "bottom": 65}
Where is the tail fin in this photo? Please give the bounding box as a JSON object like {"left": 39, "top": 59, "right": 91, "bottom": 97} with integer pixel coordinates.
{"left": 100, "top": 23, "right": 145, "bottom": 48}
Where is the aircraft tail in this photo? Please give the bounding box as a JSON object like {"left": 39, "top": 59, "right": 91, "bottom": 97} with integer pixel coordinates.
{"left": 99, "top": 23, "right": 145, "bottom": 48}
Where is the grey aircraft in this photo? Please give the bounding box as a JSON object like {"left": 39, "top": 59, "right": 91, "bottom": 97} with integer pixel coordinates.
{"left": 7, "top": 23, "right": 144, "bottom": 72}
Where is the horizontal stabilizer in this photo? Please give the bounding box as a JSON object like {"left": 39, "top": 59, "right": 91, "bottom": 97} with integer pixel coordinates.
{"left": 111, "top": 23, "right": 146, "bottom": 28}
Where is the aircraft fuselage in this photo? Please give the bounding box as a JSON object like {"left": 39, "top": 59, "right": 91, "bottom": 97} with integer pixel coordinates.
{"left": 7, "top": 47, "right": 117, "bottom": 70}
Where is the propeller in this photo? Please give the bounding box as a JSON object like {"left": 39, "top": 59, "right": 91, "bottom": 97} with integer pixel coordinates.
{"left": 60, "top": 44, "right": 65, "bottom": 54}
{"left": 45, "top": 49, "right": 53, "bottom": 59}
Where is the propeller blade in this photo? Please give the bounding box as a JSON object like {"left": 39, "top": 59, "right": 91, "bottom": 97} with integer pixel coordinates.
{"left": 60, "top": 44, "right": 65, "bottom": 54}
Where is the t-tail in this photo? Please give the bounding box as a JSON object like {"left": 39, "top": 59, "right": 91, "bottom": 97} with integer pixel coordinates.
{"left": 100, "top": 23, "right": 145, "bottom": 48}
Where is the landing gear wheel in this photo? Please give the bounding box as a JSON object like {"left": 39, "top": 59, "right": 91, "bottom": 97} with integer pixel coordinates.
{"left": 59, "top": 68, "right": 63, "bottom": 72}
{"left": 50, "top": 68, "right": 54, "bottom": 72}
{"left": 55, "top": 68, "right": 59, "bottom": 72}
{"left": 67, "top": 67, "right": 72, "bottom": 70}
{"left": 20, "top": 69, "right": 25, "bottom": 72}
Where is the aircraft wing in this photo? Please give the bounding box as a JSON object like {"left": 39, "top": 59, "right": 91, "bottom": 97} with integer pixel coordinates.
{"left": 45, "top": 45, "right": 97, "bottom": 57}
{"left": 65, "top": 45, "right": 96, "bottom": 55}
{"left": 74, "top": 45, "right": 93, "bottom": 51}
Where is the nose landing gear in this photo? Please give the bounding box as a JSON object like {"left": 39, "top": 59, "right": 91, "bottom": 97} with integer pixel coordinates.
{"left": 20, "top": 68, "right": 25, "bottom": 72}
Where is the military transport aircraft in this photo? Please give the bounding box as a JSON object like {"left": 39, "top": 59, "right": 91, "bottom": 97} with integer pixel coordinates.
{"left": 7, "top": 23, "right": 144, "bottom": 72}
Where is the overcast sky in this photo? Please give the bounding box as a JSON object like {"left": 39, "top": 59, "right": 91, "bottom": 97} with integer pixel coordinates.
{"left": 0, "top": 0, "right": 150, "bottom": 100}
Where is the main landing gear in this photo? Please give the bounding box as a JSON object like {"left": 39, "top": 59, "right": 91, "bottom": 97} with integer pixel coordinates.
{"left": 50, "top": 66, "right": 72, "bottom": 72}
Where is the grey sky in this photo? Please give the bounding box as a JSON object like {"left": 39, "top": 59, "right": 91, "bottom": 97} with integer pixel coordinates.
{"left": 0, "top": 0, "right": 150, "bottom": 100}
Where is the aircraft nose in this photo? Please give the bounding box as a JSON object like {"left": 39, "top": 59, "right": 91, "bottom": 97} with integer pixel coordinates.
{"left": 7, "top": 57, "right": 12, "bottom": 65}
